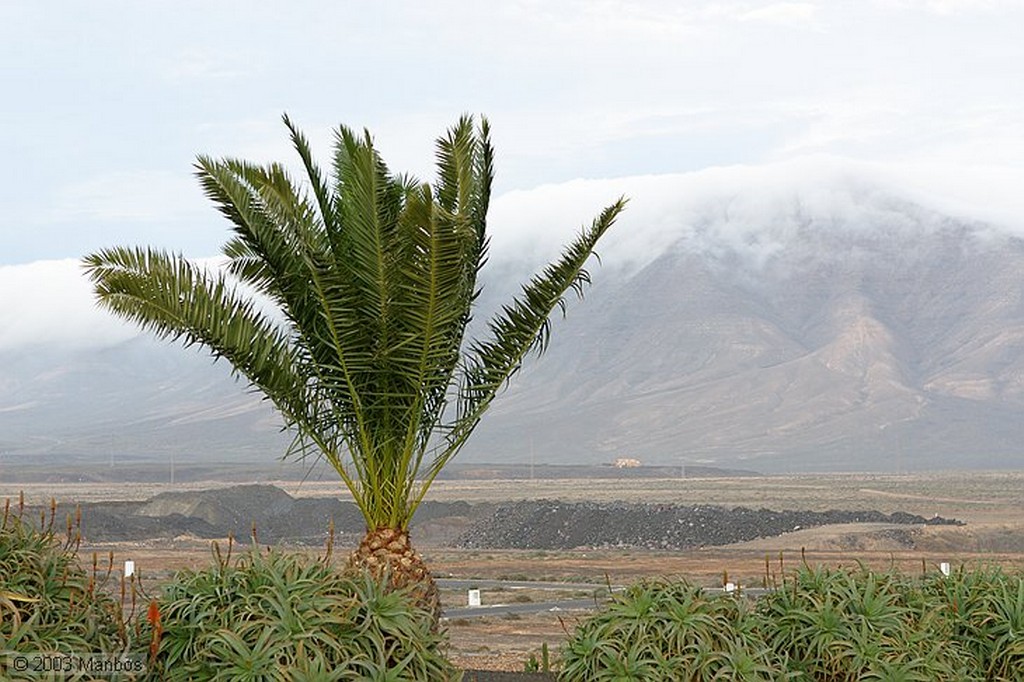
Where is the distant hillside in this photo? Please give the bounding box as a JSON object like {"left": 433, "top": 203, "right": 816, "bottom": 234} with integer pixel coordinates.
{"left": 468, "top": 192, "right": 1024, "bottom": 471}
{"left": 3, "top": 176, "right": 1024, "bottom": 473}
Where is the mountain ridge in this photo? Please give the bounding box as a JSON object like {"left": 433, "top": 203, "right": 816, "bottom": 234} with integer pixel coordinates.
{"left": 3, "top": 180, "right": 1023, "bottom": 473}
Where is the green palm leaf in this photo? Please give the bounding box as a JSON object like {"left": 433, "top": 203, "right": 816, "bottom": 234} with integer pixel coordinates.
{"left": 81, "top": 247, "right": 301, "bottom": 415}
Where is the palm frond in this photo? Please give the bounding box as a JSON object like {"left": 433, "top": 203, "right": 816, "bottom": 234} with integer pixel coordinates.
{"left": 81, "top": 247, "right": 304, "bottom": 421}
{"left": 196, "top": 156, "right": 321, "bottom": 306}
{"left": 282, "top": 113, "right": 336, "bottom": 233}
{"left": 427, "top": 197, "right": 627, "bottom": 488}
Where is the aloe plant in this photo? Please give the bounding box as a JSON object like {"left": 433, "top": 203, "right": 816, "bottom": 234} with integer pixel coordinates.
{"left": 562, "top": 565, "right": 1024, "bottom": 681}
{"left": 560, "top": 578, "right": 789, "bottom": 681}
{"left": 147, "top": 543, "right": 459, "bottom": 681}
{"left": 922, "top": 565, "right": 1024, "bottom": 680}
{"left": 757, "top": 564, "right": 978, "bottom": 681}
{"left": 1, "top": 498, "right": 133, "bottom": 681}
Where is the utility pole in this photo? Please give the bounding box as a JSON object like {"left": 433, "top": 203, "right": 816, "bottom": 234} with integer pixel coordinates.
{"left": 530, "top": 436, "right": 535, "bottom": 482}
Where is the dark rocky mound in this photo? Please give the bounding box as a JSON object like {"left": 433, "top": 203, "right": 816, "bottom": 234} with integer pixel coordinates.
{"left": 72, "top": 486, "right": 355, "bottom": 543}
{"left": 48, "top": 485, "right": 961, "bottom": 550}
{"left": 455, "top": 500, "right": 962, "bottom": 551}
{"left": 69, "top": 485, "right": 478, "bottom": 544}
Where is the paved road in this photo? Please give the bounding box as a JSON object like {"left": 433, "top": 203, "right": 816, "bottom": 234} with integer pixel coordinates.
{"left": 438, "top": 578, "right": 772, "bottom": 619}
{"left": 438, "top": 577, "right": 613, "bottom": 619}
{"left": 444, "top": 597, "right": 607, "bottom": 619}
{"left": 437, "top": 578, "right": 615, "bottom": 591}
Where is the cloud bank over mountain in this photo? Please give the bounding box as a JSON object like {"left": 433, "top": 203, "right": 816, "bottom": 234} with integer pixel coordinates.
{"left": 6, "top": 155, "right": 1020, "bottom": 352}
{"left": 3, "top": 161, "right": 1024, "bottom": 473}
{"left": 487, "top": 158, "right": 1024, "bottom": 277}
{"left": 0, "top": 259, "right": 137, "bottom": 351}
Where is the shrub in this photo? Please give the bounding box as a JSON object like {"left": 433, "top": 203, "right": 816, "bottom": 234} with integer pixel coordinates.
{"left": 921, "top": 565, "right": 1024, "bottom": 680}
{"left": 559, "top": 579, "right": 787, "bottom": 681}
{"left": 757, "top": 564, "right": 978, "bottom": 680}
{"left": 562, "top": 565, "right": 1024, "bottom": 681}
{"left": 148, "top": 543, "right": 460, "bottom": 681}
{"left": 1, "top": 498, "right": 132, "bottom": 680}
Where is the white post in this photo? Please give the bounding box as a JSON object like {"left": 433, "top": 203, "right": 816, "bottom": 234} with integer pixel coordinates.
{"left": 467, "top": 589, "right": 481, "bottom": 607}
{"left": 124, "top": 560, "right": 136, "bottom": 578}
{"left": 939, "top": 562, "right": 950, "bottom": 577}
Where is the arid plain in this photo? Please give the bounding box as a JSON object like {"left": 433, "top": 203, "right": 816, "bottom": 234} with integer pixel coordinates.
{"left": 4, "top": 471, "right": 1023, "bottom": 671}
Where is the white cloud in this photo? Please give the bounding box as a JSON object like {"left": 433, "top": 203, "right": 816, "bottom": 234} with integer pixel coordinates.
{"left": 0, "top": 256, "right": 257, "bottom": 352}
{"left": 738, "top": 2, "right": 819, "bottom": 24}
{"left": 486, "top": 156, "right": 1024, "bottom": 278}
{"left": 163, "top": 47, "right": 243, "bottom": 81}
{"left": 0, "top": 259, "right": 138, "bottom": 351}
{"left": 3, "top": 1, "right": 1023, "bottom": 344}
{"left": 4, "top": 157, "right": 1024, "bottom": 351}
{"left": 875, "top": 0, "right": 1008, "bottom": 14}
{"left": 868, "top": 161, "right": 1024, "bottom": 235}
{"left": 766, "top": 89, "right": 1024, "bottom": 173}
{"left": 48, "top": 171, "right": 208, "bottom": 223}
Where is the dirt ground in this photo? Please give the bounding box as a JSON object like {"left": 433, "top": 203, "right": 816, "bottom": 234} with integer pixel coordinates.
{"left": 5, "top": 471, "right": 1024, "bottom": 673}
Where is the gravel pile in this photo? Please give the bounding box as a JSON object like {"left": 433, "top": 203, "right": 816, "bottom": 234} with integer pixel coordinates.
{"left": 454, "top": 500, "right": 962, "bottom": 551}
{"left": 66, "top": 486, "right": 478, "bottom": 544}
{"left": 40, "top": 485, "right": 962, "bottom": 551}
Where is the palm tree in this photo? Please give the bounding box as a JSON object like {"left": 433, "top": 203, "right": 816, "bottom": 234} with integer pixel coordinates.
{"left": 83, "top": 115, "right": 624, "bottom": 619}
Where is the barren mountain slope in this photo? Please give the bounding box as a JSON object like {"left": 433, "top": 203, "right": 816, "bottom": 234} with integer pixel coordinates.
{"left": 467, "top": 201, "right": 1024, "bottom": 471}
{"left": 3, "top": 188, "right": 1024, "bottom": 472}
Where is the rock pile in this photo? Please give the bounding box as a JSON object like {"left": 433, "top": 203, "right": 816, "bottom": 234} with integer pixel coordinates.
{"left": 455, "top": 501, "right": 961, "bottom": 550}
{"left": 69, "top": 486, "right": 477, "bottom": 544}
{"left": 41, "top": 485, "right": 962, "bottom": 551}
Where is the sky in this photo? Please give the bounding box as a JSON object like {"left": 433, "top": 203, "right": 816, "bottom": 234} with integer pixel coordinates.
{"left": 1, "top": 0, "right": 1023, "bottom": 347}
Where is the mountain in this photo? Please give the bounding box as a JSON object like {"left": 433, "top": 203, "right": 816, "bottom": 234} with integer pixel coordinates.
{"left": 0, "top": 338, "right": 291, "bottom": 463}
{"left": 2, "top": 176, "right": 1024, "bottom": 473}
{"left": 469, "top": 191, "right": 1024, "bottom": 472}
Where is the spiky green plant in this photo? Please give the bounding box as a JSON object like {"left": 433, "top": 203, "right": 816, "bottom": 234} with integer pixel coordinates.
{"left": 921, "top": 565, "right": 1024, "bottom": 680}
{"left": 147, "top": 543, "right": 459, "bottom": 681}
{"left": 562, "top": 566, "right": 1024, "bottom": 682}
{"left": 560, "top": 579, "right": 789, "bottom": 681}
{"left": 1, "top": 498, "right": 132, "bottom": 681}
{"left": 82, "top": 115, "right": 624, "bottom": 618}
{"left": 757, "top": 564, "right": 978, "bottom": 681}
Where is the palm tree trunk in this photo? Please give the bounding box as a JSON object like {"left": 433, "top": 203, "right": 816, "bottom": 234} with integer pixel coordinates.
{"left": 348, "top": 527, "right": 441, "bottom": 625}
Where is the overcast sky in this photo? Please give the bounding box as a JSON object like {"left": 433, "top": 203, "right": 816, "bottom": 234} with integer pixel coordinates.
{"left": 1, "top": 1, "right": 1023, "bottom": 346}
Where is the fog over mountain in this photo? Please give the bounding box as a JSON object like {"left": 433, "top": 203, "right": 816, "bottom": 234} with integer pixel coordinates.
{"left": 3, "top": 161, "right": 1024, "bottom": 473}
{"left": 475, "top": 191, "right": 1024, "bottom": 472}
